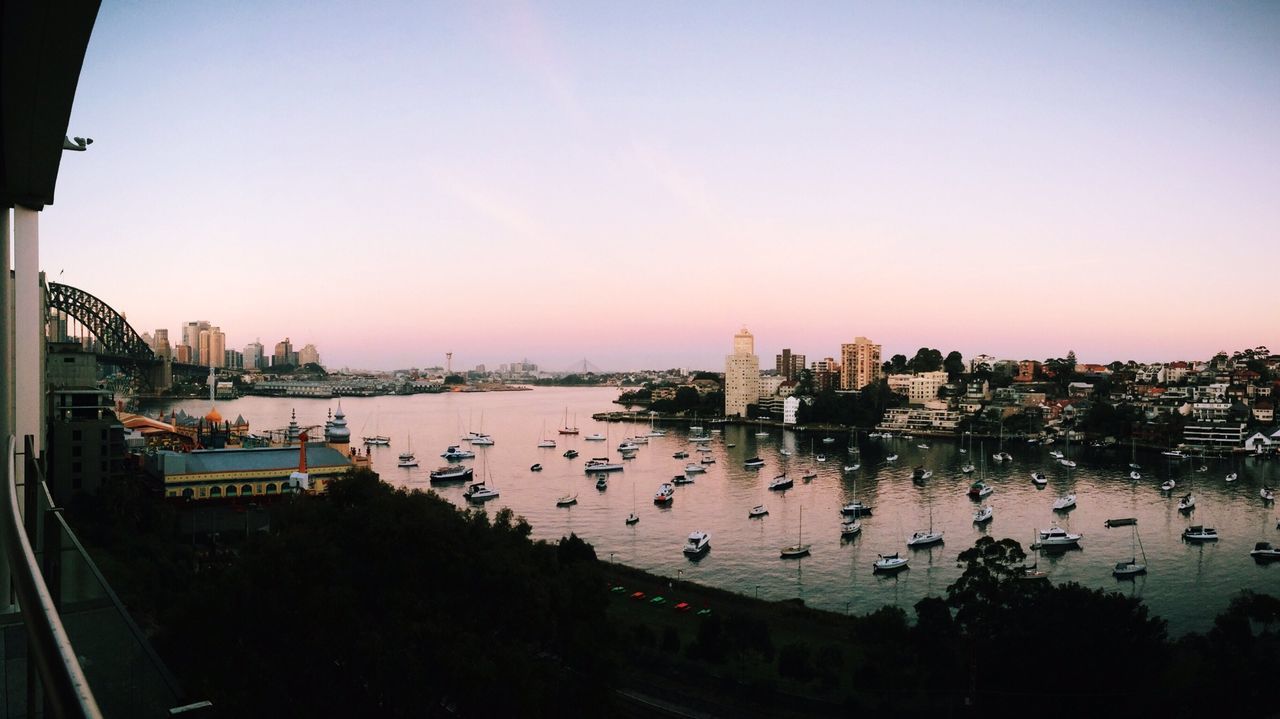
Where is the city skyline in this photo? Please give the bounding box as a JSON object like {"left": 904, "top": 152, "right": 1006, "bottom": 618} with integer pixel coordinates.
{"left": 40, "top": 2, "right": 1280, "bottom": 369}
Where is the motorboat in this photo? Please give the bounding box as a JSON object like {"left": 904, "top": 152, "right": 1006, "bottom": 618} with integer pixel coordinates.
{"left": 802, "top": 470, "right": 817, "bottom": 481}
{"left": 727, "top": 443, "right": 736, "bottom": 448}
{"left": 873, "top": 553, "right": 909, "bottom": 572}
{"left": 907, "top": 529, "right": 944, "bottom": 547}
{"left": 683, "top": 531, "right": 711, "bottom": 556}
{"left": 843, "top": 463, "right": 861, "bottom": 472}
{"left": 626, "top": 512, "right": 640, "bottom": 525}
{"left": 911, "top": 466, "right": 932, "bottom": 481}
{"left": 584, "top": 458, "right": 623, "bottom": 473}
{"left": 886, "top": 454, "right": 899, "bottom": 461}
{"left": 469, "top": 434, "right": 495, "bottom": 446}
{"left": 672, "top": 451, "right": 689, "bottom": 459}
{"left": 1104, "top": 517, "right": 1137, "bottom": 528}
{"left": 1129, "top": 471, "right": 1142, "bottom": 481}
{"left": 619, "top": 448, "right": 638, "bottom": 460}
{"left": 684, "top": 463, "right": 706, "bottom": 473}
{"left": 748, "top": 504, "right": 768, "bottom": 518}
{"left": 429, "top": 466, "right": 473, "bottom": 482}
{"left": 1049, "top": 451, "right": 1064, "bottom": 459}
{"left": 464, "top": 482, "right": 499, "bottom": 502}
{"left": 1225, "top": 472, "right": 1237, "bottom": 482}
{"left": 596, "top": 475, "right": 609, "bottom": 490}
{"left": 841, "top": 519, "right": 862, "bottom": 536}
{"left": 363, "top": 435, "right": 391, "bottom": 446}
{"left": 1250, "top": 542, "right": 1280, "bottom": 561}
{"left": 629, "top": 436, "right": 649, "bottom": 445}
{"left": 1037, "top": 525, "right": 1082, "bottom": 547}
{"left": 690, "top": 436, "right": 712, "bottom": 444}
{"left": 841, "top": 501, "right": 872, "bottom": 517}
{"left": 616, "top": 441, "right": 640, "bottom": 453}
{"left": 1182, "top": 525, "right": 1218, "bottom": 542}
{"left": 653, "top": 483, "right": 675, "bottom": 505}
{"left": 822, "top": 437, "right": 836, "bottom": 445}
{"left": 672, "top": 474, "right": 694, "bottom": 485}
{"left": 563, "top": 449, "right": 579, "bottom": 459}
{"left": 556, "top": 494, "right": 578, "bottom": 507}
{"left": 1059, "top": 458, "right": 1077, "bottom": 468}
{"left": 961, "top": 463, "right": 975, "bottom": 474}
{"left": 1160, "top": 479, "right": 1176, "bottom": 492}
{"left": 1262, "top": 487, "right": 1276, "bottom": 502}
{"left": 744, "top": 457, "right": 765, "bottom": 468}
{"left": 1178, "top": 493, "right": 1196, "bottom": 511}
{"left": 779, "top": 449, "right": 792, "bottom": 456}
{"left": 768, "top": 474, "right": 794, "bottom": 491}
{"left": 1031, "top": 472, "right": 1048, "bottom": 486}
{"left": 584, "top": 433, "right": 606, "bottom": 441}
{"left": 998, "top": 451, "right": 1013, "bottom": 462}
{"left": 868, "top": 432, "right": 881, "bottom": 438}
{"left": 973, "top": 505, "right": 994, "bottom": 524}
{"left": 917, "top": 443, "right": 930, "bottom": 450}
{"left": 1052, "top": 494, "right": 1077, "bottom": 511}
{"left": 1162, "top": 450, "right": 1185, "bottom": 458}
{"left": 440, "top": 445, "right": 475, "bottom": 460}
{"left": 700, "top": 455, "right": 716, "bottom": 464}
{"left": 530, "top": 463, "right": 543, "bottom": 472}
{"left": 967, "top": 480, "right": 993, "bottom": 499}
{"left": 816, "top": 454, "right": 827, "bottom": 462}
{"left": 537, "top": 439, "right": 557, "bottom": 448}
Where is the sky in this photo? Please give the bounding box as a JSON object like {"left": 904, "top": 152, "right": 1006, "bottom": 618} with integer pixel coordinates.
{"left": 41, "top": 1, "right": 1280, "bottom": 371}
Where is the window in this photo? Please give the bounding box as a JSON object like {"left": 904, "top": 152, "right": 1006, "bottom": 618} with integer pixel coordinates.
{"left": 240, "top": 484, "right": 253, "bottom": 496}
{"left": 72, "top": 430, "right": 82, "bottom": 441}
{"left": 209, "top": 487, "right": 221, "bottom": 498}
{"left": 226, "top": 486, "right": 237, "bottom": 496}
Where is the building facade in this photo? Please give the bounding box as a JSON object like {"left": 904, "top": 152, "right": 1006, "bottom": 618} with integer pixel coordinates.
{"left": 840, "top": 336, "right": 882, "bottom": 391}
{"left": 724, "top": 327, "right": 760, "bottom": 417}
{"left": 775, "top": 348, "right": 806, "bottom": 381}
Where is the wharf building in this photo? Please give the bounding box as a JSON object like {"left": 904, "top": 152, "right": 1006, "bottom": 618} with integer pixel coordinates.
{"left": 724, "top": 327, "right": 760, "bottom": 417}
{"left": 151, "top": 403, "right": 362, "bottom": 501}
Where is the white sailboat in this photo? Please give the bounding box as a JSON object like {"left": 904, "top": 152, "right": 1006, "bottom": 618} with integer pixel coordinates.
{"left": 1129, "top": 437, "right": 1141, "bottom": 470}
{"left": 780, "top": 506, "right": 811, "bottom": 558}
{"left": 907, "top": 485, "right": 943, "bottom": 547}
{"left": 626, "top": 480, "right": 640, "bottom": 525}
{"left": 1113, "top": 524, "right": 1147, "bottom": 577}
{"left": 397, "top": 433, "right": 418, "bottom": 468}
{"left": 559, "top": 407, "right": 579, "bottom": 435}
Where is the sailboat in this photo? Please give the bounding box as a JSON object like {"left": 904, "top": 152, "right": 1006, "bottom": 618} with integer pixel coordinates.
{"left": 397, "top": 434, "right": 418, "bottom": 468}
{"left": 464, "top": 453, "right": 499, "bottom": 502}
{"left": 626, "top": 481, "right": 640, "bottom": 524}
{"left": 961, "top": 432, "right": 976, "bottom": 473}
{"left": 907, "top": 484, "right": 943, "bottom": 547}
{"left": 1129, "top": 437, "right": 1141, "bottom": 471}
{"left": 1113, "top": 523, "right": 1147, "bottom": 577}
{"left": 362, "top": 411, "right": 390, "bottom": 446}
{"left": 780, "top": 506, "right": 811, "bottom": 558}
{"left": 646, "top": 413, "right": 665, "bottom": 437}
{"left": 992, "top": 422, "right": 1010, "bottom": 463}
{"left": 755, "top": 417, "right": 769, "bottom": 437}
{"left": 559, "top": 408, "right": 579, "bottom": 435}
{"left": 1059, "top": 433, "right": 1076, "bottom": 468}
{"left": 537, "top": 420, "right": 557, "bottom": 448}
{"left": 1225, "top": 455, "right": 1239, "bottom": 482}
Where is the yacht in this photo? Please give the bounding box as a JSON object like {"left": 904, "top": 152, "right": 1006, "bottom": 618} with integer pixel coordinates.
{"left": 841, "top": 501, "right": 872, "bottom": 517}
{"left": 584, "top": 433, "right": 606, "bottom": 441}
{"left": 616, "top": 441, "right": 640, "bottom": 453}
{"left": 556, "top": 494, "right": 578, "bottom": 507}
{"left": 816, "top": 454, "right": 827, "bottom": 462}
{"left": 429, "top": 466, "right": 473, "bottom": 482}
{"left": 363, "top": 435, "right": 391, "bottom": 446}
{"left": 768, "top": 474, "right": 794, "bottom": 491}
{"left": 683, "top": 531, "right": 711, "bottom": 556}
{"left": 1225, "top": 472, "right": 1238, "bottom": 482}
{"left": 469, "top": 433, "right": 495, "bottom": 446}
{"left": 537, "top": 439, "right": 557, "bottom": 448}
{"left": 1052, "top": 494, "right": 1077, "bottom": 511}
{"left": 1162, "top": 450, "right": 1186, "bottom": 458}
{"left": 1113, "top": 558, "right": 1147, "bottom": 577}
{"left": 873, "top": 553, "right": 909, "bottom": 572}
{"left": 700, "top": 455, "right": 716, "bottom": 464}
{"left": 822, "top": 437, "right": 836, "bottom": 445}
{"left": 440, "top": 445, "right": 475, "bottom": 460}
{"left": 779, "top": 449, "right": 792, "bottom": 456}
{"left": 695, "top": 446, "right": 714, "bottom": 453}
{"left": 1250, "top": 542, "right": 1280, "bottom": 561}
{"left": 1182, "top": 525, "right": 1218, "bottom": 542}
{"left": 967, "top": 480, "right": 993, "bottom": 498}
{"left": 998, "top": 451, "right": 1013, "bottom": 462}
{"left": 1178, "top": 494, "right": 1196, "bottom": 511}
{"left": 584, "top": 458, "right": 623, "bottom": 473}
{"left": 653, "top": 483, "right": 675, "bottom": 505}
{"left": 672, "top": 474, "right": 694, "bottom": 485}
{"left": 973, "top": 505, "right": 994, "bottom": 524}
{"left": 748, "top": 504, "right": 769, "bottom": 518}
{"left": 843, "top": 463, "right": 861, "bottom": 472}
{"left": 1059, "top": 458, "right": 1077, "bottom": 468}
{"left": 744, "top": 457, "right": 765, "bottom": 468}
{"left": 841, "top": 519, "right": 862, "bottom": 536}
{"left": 1038, "top": 525, "right": 1082, "bottom": 547}
{"left": 672, "top": 450, "right": 689, "bottom": 459}
{"left": 463, "top": 482, "right": 499, "bottom": 502}
{"left": 1262, "top": 487, "right": 1276, "bottom": 502}
{"left": 397, "top": 451, "right": 418, "bottom": 468}
{"left": 911, "top": 466, "right": 932, "bottom": 481}
{"left": 801, "top": 470, "right": 818, "bottom": 481}
{"left": 563, "top": 449, "right": 579, "bottom": 459}
{"left": 684, "top": 463, "right": 706, "bottom": 474}
{"left": 916, "top": 443, "right": 930, "bottom": 450}
{"left": 1031, "top": 472, "right": 1048, "bottom": 486}
{"left": 1160, "top": 479, "right": 1176, "bottom": 492}
{"left": 629, "top": 436, "right": 649, "bottom": 445}
{"left": 886, "top": 454, "right": 899, "bottom": 462}
{"left": 1129, "top": 470, "right": 1142, "bottom": 481}
{"left": 960, "top": 463, "right": 975, "bottom": 474}
{"left": 907, "top": 529, "right": 944, "bottom": 547}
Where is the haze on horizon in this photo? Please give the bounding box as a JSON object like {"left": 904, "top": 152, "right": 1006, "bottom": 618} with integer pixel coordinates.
{"left": 42, "top": 2, "right": 1279, "bottom": 372}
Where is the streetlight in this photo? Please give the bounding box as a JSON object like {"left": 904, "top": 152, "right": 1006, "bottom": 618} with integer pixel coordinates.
{"left": 677, "top": 569, "right": 682, "bottom": 583}
{"left": 754, "top": 585, "right": 760, "bottom": 599}
{"left": 609, "top": 552, "right": 615, "bottom": 563}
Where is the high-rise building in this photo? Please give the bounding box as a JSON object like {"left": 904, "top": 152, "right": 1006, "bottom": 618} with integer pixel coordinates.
{"left": 198, "top": 327, "right": 226, "bottom": 367}
{"left": 811, "top": 357, "right": 840, "bottom": 392}
{"left": 724, "top": 327, "right": 760, "bottom": 417}
{"left": 175, "top": 344, "right": 192, "bottom": 363}
{"left": 775, "top": 349, "right": 806, "bottom": 381}
{"left": 273, "top": 338, "right": 295, "bottom": 367}
{"left": 244, "top": 340, "right": 264, "bottom": 370}
{"left": 840, "top": 337, "right": 882, "bottom": 391}
{"left": 153, "top": 328, "right": 171, "bottom": 359}
{"left": 298, "top": 344, "right": 320, "bottom": 367}
{"left": 183, "top": 320, "right": 210, "bottom": 364}
{"left": 224, "top": 349, "right": 244, "bottom": 369}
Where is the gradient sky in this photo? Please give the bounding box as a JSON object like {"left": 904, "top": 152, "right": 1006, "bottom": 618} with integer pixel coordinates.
{"left": 40, "top": 2, "right": 1280, "bottom": 371}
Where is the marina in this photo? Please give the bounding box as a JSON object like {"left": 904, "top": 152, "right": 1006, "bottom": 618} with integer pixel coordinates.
{"left": 153, "top": 387, "right": 1280, "bottom": 634}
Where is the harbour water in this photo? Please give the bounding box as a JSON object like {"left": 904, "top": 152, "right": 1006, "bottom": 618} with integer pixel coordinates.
{"left": 155, "top": 387, "right": 1280, "bottom": 634}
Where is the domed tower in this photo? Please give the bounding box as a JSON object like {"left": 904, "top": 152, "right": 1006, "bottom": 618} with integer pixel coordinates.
{"left": 328, "top": 401, "right": 351, "bottom": 448}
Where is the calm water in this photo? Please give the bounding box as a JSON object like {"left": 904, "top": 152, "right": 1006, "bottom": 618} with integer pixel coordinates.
{"left": 156, "top": 387, "right": 1280, "bottom": 634}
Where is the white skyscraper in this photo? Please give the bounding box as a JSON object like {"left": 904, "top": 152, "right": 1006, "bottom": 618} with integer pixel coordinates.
{"left": 724, "top": 326, "right": 760, "bottom": 418}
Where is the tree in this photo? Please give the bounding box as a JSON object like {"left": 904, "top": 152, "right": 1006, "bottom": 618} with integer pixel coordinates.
{"left": 674, "top": 386, "right": 700, "bottom": 412}
{"left": 886, "top": 354, "right": 909, "bottom": 374}
{"left": 943, "top": 351, "right": 965, "bottom": 380}
{"left": 907, "top": 348, "right": 943, "bottom": 373}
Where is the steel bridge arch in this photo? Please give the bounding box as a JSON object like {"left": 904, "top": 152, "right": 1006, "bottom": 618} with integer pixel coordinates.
{"left": 45, "top": 282, "right": 155, "bottom": 361}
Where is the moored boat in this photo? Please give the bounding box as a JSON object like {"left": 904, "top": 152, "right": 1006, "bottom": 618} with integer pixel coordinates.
{"left": 429, "top": 465, "right": 473, "bottom": 482}
{"left": 683, "top": 531, "right": 711, "bottom": 556}
{"left": 873, "top": 553, "right": 909, "bottom": 572}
